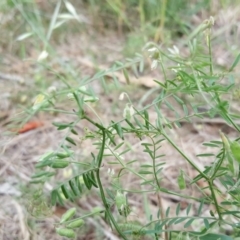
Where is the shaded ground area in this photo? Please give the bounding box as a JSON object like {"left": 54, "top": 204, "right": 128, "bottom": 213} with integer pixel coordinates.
{"left": 1, "top": 3, "right": 240, "bottom": 240}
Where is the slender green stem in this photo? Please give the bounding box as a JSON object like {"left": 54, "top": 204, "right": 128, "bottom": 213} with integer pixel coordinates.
{"left": 149, "top": 136, "right": 161, "bottom": 191}
{"left": 122, "top": 189, "right": 210, "bottom": 202}
{"left": 162, "top": 132, "right": 208, "bottom": 179}
{"left": 159, "top": 57, "right": 167, "bottom": 80}
{"left": 84, "top": 115, "right": 104, "bottom": 129}
{"left": 154, "top": 0, "right": 167, "bottom": 42}
{"left": 222, "top": 112, "right": 240, "bottom": 133}
{"left": 208, "top": 179, "right": 222, "bottom": 220}
{"left": 94, "top": 128, "right": 128, "bottom": 240}
{"left": 12, "top": 0, "right": 49, "bottom": 47}
{"left": 107, "top": 143, "right": 188, "bottom": 201}
{"left": 139, "top": 0, "right": 145, "bottom": 28}
{"left": 68, "top": 161, "right": 92, "bottom": 167}
{"left": 85, "top": 58, "right": 142, "bottom": 86}
{"left": 208, "top": 30, "right": 213, "bottom": 75}
{"left": 142, "top": 216, "right": 215, "bottom": 230}
{"left": 85, "top": 103, "right": 104, "bottom": 125}
{"left": 149, "top": 135, "right": 168, "bottom": 240}
{"left": 210, "top": 151, "right": 225, "bottom": 179}
{"left": 42, "top": 108, "right": 76, "bottom": 114}
{"left": 191, "top": 66, "right": 214, "bottom": 109}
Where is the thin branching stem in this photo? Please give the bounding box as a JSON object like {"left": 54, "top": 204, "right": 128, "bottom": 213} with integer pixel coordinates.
{"left": 208, "top": 30, "right": 213, "bottom": 75}
{"left": 207, "top": 179, "right": 222, "bottom": 220}
{"left": 88, "top": 123, "right": 128, "bottom": 239}
{"left": 162, "top": 132, "right": 208, "bottom": 179}
{"left": 149, "top": 135, "right": 168, "bottom": 240}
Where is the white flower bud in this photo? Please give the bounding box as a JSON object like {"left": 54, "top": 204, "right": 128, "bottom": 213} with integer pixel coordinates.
{"left": 123, "top": 104, "right": 135, "bottom": 121}
{"left": 151, "top": 59, "right": 158, "bottom": 70}
{"left": 168, "top": 45, "right": 180, "bottom": 57}
{"left": 67, "top": 93, "right": 74, "bottom": 100}
{"left": 119, "top": 92, "right": 125, "bottom": 101}
{"left": 37, "top": 50, "right": 48, "bottom": 62}
{"left": 47, "top": 86, "right": 57, "bottom": 94}
{"left": 148, "top": 47, "right": 158, "bottom": 52}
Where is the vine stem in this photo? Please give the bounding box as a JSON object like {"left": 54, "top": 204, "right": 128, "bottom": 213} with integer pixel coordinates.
{"left": 222, "top": 112, "right": 240, "bottom": 133}
{"left": 162, "top": 132, "right": 208, "bottom": 179}
{"left": 162, "top": 130, "right": 223, "bottom": 220}
{"left": 94, "top": 127, "right": 128, "bottom": 240}
{"left": 149, "top": 135, "right": 168, "bottom": 240}
{"left": 207, "top": 179, "right": 222, "bottom": 220}
{"left": 154, "top": 0, "right": 167, "bottom": 42}
{"left": 208, "top": 29, "right": 213, "bottom": 75}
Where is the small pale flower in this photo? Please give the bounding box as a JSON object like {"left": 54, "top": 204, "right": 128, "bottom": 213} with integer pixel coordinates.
{"left": 209, "top": 16, "right": 214, "bottom": 26}
{"left": 63, "top": 168, "right": 73, "bottom": 178}
{"left": 47, "top": 86, "right": 57, "bottom": 94}
{"left": 148, "top": 46, "right": 160, "bottom": 59}
{"left": 32, "top": 94, "right": 46, "bottom": 110}
{"left": 151, "top": 59, "right": 158, "bottom": 70}
{"left": 171, "top": 63, "right": 182, "bottom": 73}
{"left": 107, "top": 168, "right": 115, "bottom": 176}
{"left": 37, "top": 50, "right": 48, "bottom": 62}
{"left": 148, "top": 47, "right": 158, "bottom": 53}
{"left": 115, "top": 191, "right": 130, "bottom": 217}
{"left": 119, "top": 92, "right": 126, "bottom": 101}
{"left": 174, "top": 45, "right": 179, "bottom": 54}
{"left": 67, "top": 93, "right": 74, "bottom": 100}
{"left": 168, "top": 45, "right": 180, "bottom": 57}
{"left": 123, "top": 104, "right": 135, "bottom": 121}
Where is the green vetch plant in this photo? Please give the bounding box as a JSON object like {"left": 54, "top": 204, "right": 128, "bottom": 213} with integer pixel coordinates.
{"left": 26, "top": 16, "right": 240, "bottom": 240}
